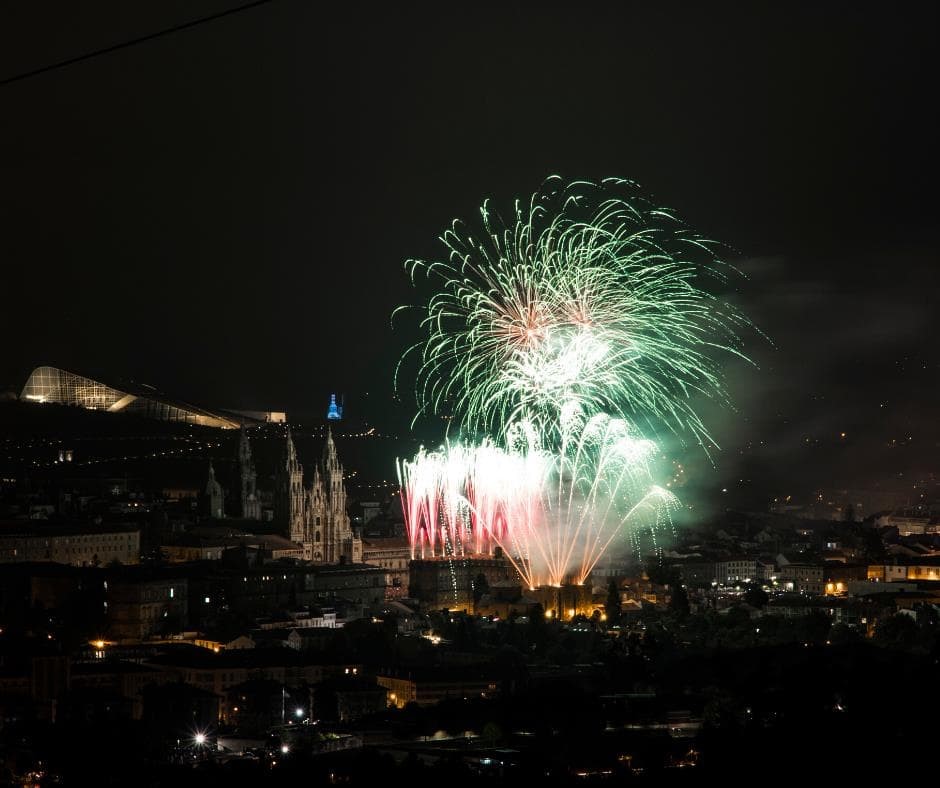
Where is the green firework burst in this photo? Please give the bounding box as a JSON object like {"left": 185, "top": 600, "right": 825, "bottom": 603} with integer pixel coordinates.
{"left": 397, "top": 176, "right": 752, "bottom": 449}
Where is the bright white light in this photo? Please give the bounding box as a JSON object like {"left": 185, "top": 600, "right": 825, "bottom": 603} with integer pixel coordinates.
{"left": 294, "top": 707, "right": 304, "bottom": 718}
{"left": 281, "top": 744, "right": 290, "bottom": 754}
{"left": 194, "top": 733, "right": 206, "bottom": 745}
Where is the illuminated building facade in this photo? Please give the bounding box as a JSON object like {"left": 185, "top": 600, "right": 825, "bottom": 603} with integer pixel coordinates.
{"left": 275, "top": 429, "right": 362, "bottom": 564}
{"left": 361, "top": 537, "right": 410, "bottom": 598}
{"left": 778, "top": 563, "right": 825, "bottom": 594}
{"left": 377, "top": 669, "right": 499, "bottom": 709}
{"left": 408, "top": 556, "right": 518, "bottom": 609}
{"left": 868, "top": 561, "right": 940, "bottom": 582}
{"left": 0, "top": 523, "right": 140, "bottom": 566}
{"left": 20, "top": 366, "right": 283, "bottom": 429}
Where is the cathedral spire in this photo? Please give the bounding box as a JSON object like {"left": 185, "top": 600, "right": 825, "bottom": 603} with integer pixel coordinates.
{"left": 237, "top": 427, "right": 260, "bottom": 520}
{"left": 276, "top": 427, "right": 305, "bottom": 544}
{"left": 285, "top": 426, "right": 298, "bottom": 463}
{"left": 323, "top": 425, "right": 338, "bottom": 468}
{"left": 238, "top": 427, "right": 251, "bottom": 464}
{"left": 206, "top": 460, "right": 223, "bottom": 519}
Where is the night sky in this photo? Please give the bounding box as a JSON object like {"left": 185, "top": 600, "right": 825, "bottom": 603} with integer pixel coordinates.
{"left": 1, "top": 2, "right": 937, "bottom": 508}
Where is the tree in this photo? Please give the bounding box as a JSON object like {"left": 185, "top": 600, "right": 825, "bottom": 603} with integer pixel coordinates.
{"left": 828, "top": 623, "right": 862, "bottom": 646}
{"left": 669, "top": 584, "right": 690, "bottom": 616}
{"left": 481, "top": 721, "right": 503, "bottom": 746}
{"left": 472, "top": 572, "right": 489, "bottom": 611}
{"left": 860, "top": 527, "right": 886, "bottom": 562}
{"left": 874, "top": 612, "right": 919, "bottom": 650}
{"left": 645, "top": 558, "right": 680, "bottom": 587}
{"left": 527, "top": 603, "right": 548, "bottom": 652}
{"left": 605, "top": 580, "right": 622, "bottom": 624}
{"left": 743, "top": 583, "right": 769, "bottom": 609}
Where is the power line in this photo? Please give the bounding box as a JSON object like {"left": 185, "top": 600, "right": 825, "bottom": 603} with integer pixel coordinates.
{"left": 0, "top": 0, "right": 277, "bottom": 88}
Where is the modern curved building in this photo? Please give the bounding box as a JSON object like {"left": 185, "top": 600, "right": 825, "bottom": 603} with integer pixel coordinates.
{"left": 20, "top": 366, "right": 284, "bottom": 429}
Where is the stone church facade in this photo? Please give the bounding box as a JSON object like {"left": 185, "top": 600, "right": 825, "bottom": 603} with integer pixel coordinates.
{"left": 275, "top": 428, "right": 362, "bottom": 564}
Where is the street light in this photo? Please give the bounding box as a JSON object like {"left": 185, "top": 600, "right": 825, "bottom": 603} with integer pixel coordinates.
{"left": 194, "top": 733, "right": 206, "bottom": 746}
{"left": 295, "top": 707, "right": 304, "bottom": 719}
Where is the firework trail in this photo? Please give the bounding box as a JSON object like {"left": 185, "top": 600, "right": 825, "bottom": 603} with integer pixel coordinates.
{"left": 397, "top": 407, "right": 679, "bottom": 588}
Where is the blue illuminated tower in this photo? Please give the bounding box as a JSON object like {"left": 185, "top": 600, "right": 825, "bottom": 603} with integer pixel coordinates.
{"left": 326, "top": 394, "right": 342, "bottom": 420}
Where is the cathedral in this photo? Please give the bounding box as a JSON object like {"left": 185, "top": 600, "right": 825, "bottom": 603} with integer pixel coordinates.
{"left": 275, "top": 427, "right": 362, "bottom": 564}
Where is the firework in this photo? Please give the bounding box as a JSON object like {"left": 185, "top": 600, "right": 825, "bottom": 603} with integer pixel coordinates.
{"left": 397, "top": 407, "right": 678, "bottom": 588}
{"left": 396, "top": 177, "right": 752, "bottom": 590}
{"left": 398, "top": 176, "right": 750, "bottom": 449}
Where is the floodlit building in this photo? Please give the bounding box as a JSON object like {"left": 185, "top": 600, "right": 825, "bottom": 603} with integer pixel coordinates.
{"left": 377, "top": 668, "right": 499, "bottom": 708}
{"left": 275, "top": 428, "right": 362, "bottom": 564}
{"left": 0, "top": 522, "right": 140, "bottom": 567}
{"left": 409, "top": 556, "right": 519, "bottom": 609}
{"left": 868, "top": 560, "right": 940, "bottom": 582}
{"left": 20, "top": 366, "right": 283, "bottom": 429}
{"left": 361, "top": 537, "right": 410, "bottom": 598}
{"left": 777, "top": 563, "right": 825, "bottom": 594}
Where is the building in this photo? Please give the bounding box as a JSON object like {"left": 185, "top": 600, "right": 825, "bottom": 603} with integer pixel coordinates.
{"left": 107, "top": 574, "right": 188, "bottom": 640}
{"left": 377, "top": 668, "right": 500, "bottom": 708}
{"left": 237, "top": 429, "right": 262, "bottom": 520}
{"left": 223, "top": 678, "right": 309, "bottom": 731}
{"left": 868, "top": 559, "right": 940, "bottom": 582}
{"left": 146, "top": 645, "right": 357, "bottom": 722}
{"left": 777, "top": 563, "right": 824, "bottom": 594}
{"left": 326, "top": 393, "right": 343, "bottom": 420}
{"left": 409, "top": 556, "right": 519, "bottom": 609}
{"left": 19, "top": 366, "right": 283, "bottom": 429}
{"left": 275, "top": 428, "right": 362, "bottom": 564}
{"left": 188, "top": 561, "right": 387, "bottom": 626}
{"left": 0, "top": 522, "right": 140, "bottom": 566}
{"left": 361, "top": 537, "right": 410, "bottom": 598}
{"left": 877, "top": 512, "right": 936, "bottom": 536}
{"left": 205, "top": 461, "right": 224, "bottom": 519}
{"left": 823, "top": 564, "right": 868, "bottom": 596}
{"left": 309, "top": 429, "right": 360, "bottom": 563}
{"left": 314, "top": 677, "right": 387, "bottom": 722}
{"left": 675, "top": 561, "right": 720, "bottom": 587}
{"left": 761, "top": 595, "right": 872, "bottom": 627}
{"left": 70, "top": 661, "right": 173, "bottom": 720}
{"left": 276, "top": 430, "right": 307, "bottom": 545}
{"left": 230, "top": 409, "right": 287, "bottom": 423}
{"left": 715, "top": 559, "right": 760, "bottom": 586}
{"left": 160, "top": 540, "right": 230, "bottom": 563}
{"left": 532, "top": 583, "right": 596, "bottom": 620}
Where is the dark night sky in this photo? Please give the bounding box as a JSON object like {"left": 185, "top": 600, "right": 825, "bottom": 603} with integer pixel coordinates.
{"left": 1, "top": 2, "right": 937, "bottom": 508}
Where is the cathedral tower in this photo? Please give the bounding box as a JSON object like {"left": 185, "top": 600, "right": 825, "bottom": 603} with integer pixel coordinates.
{"left": 275, "top": 428, "right": 306, "bottom": 546}
{"left": 306, "top": 427, "right": 361, "bottom": 563}
{"left": 237, "top": 428, "right": 261, "bottom": 520}
{"left": 206, "top": 461, "right": 224, "bottom": 519}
